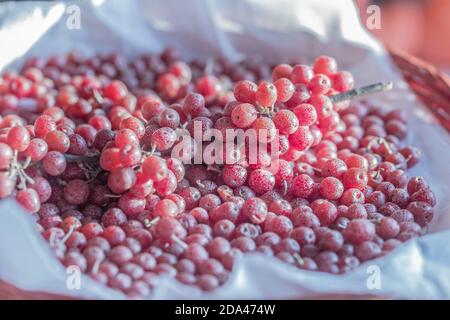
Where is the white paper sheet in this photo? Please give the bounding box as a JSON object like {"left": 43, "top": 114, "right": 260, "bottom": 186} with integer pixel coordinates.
{"left": 1, "top": 0, "right": 450, "bottom": 299}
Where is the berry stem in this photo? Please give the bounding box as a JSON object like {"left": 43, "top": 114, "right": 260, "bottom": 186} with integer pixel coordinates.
{"left": 144, "top": 216, "right": 160, "bottom": 228}
{"left": 293, "top": 253, "right": 304, "bottom": 266}
{"left": 91, "top": 258, "right": 101, "bottom": 274}
{"left": 64, "top": 153, "right": 99, "bottom": 163}
{"left": 171, "top": 234, "right": 188, "bottom": 250}
{"left": 105, "top": 194, "right": 121, "bottom": 198}
{"left": 61, "top": 225, "right": 76, "bottom": 243}
{"left": 329, "top": 81, "right": 394, "bottom": 103}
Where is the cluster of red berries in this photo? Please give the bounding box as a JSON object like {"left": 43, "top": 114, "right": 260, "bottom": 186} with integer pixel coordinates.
{"left": 0, "top": 49, "right": 435, "bottom": 298}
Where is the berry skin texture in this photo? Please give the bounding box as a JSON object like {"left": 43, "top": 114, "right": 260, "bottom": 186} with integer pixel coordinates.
{"left": 273, "top": 110, "right": 299, "bottom": 135}
{"left": 343, "top": 168, "right": 368, "bottom": 190}
{"left": 15, "top": 188, "right": 40, "bottom": 213}
{"left": 345, "top": 154, "right": 369, "bottom": 170}
{"left": 332, "top": 71, "right": 354, "bottom": 92}
{"left": 274, "top": 78, "right": 295, "bottom": 103}
{"left": 196, "top": 75, "right": 220, "bottom": 99}
{"left": 231, "top": 103, "right": 258, "bottom": 128}
{"left": 222, "top": 165, "right": 247, "bottom": 188}
{"left": 241, "top": 197, "right": 268, "bottom": 224}
{"left": 45, "top": 130, "right": 70, "bottom": 153}
{"left": 104, "top": 80, "right": 128, "bottom": 101}
{"left": 319, "top": 229, "right": 343, "bottom": 252}
{"left": 153, "top": 199, "right": 178, "bottom": 218}
{"left": 407, "top": 201, "right": 433, "bottom": 227}
{"left": 0, "top": 172, "right": 15, "bottom": 198}
{"left": 321, "top": 159, "right": 347, "bottom": 179}
{"left": 115, "top": 128, "right": 139, "bottom": 148}
{"left": 7, "top": 126, "right": 30, "bottom": 151}
{"left": 264, "top": 215, "right": 293, "bottom": 238}
{"left": 270, "top": 159, "right": 294, "bottom": 187}
{"left": 343, "top": 219, "right": 376, "bottom": 245}
{"left": 142, "top": 155, "right": 168, "bottom": 182}
{"left": 155, "top": 217, "right": 187, "bottom": 242}
{"left": 272, "top": 64, "right": 293, "bottom": 81}
{"left": 376, "top": 217, "right": 400, "bottom": 240}
{"left": 289, "top": 127, "right": 314, "bottom": 151}
{"left": 356, "top": 241, "right": 381, "bottom": 262}
{"left": 183, "top": 92, "right": 205, "bottom": 117}
{"left": 151, "top": 127, "right": 177, "bottom": 151}
{"left": 307, "top": 74, "right": 331, "bottom": 95}
{"left": 0, "top": 142, "right": 13, "bottom": 169}
{"left": 255, "top": 81, "right": 277, "bottom": 108}
{"left": 108, "top": 167, "right": 136, "bottom": 194}
{"left": 234, "top": 80, "right": 257, "bottom": 103}
{"left": 118, "top": 193, "right": 146, "bottom": 218}
{"left": 64, "top": 179, "right": 89, "bottom": 205}
{"left": 319, "top": 177, "right": 344, "bottom": 200}
{"left": 248, "top": 169, "right": 275, "bottom": 194}
{"left": 100, "top": 148, "right": 121, "bottom": 172}
{"left": 311, "top": 200, "right": 337, "bottom": 226}
{"left": 291, "top": 174, "right": 315, "bottom": 198}
{"left": 251, "top": 117, "right": 277, "bottom": 143}
{"left": 119, "top": 145, "right": 142, "bottom": 167}
{"left": 42, "top": 151, "right": 67, "bottom": 176}
{"left": 410, "top": 189, "right": 436, "bottom": 207}
{"left": 407, "top": 176, "right": 428, "bottom": 195}
{"left": 34, "top": 115, "right": 56, "bottom": 139}
{"left": 291, "top": 65, "right": 313, "bottom": 84}
{"left": 293, "top": 104, "right": 318, "bottom": 127}
{"left": 308, "top": 95, "right": 333, "bottom": 119}
{"left": 313, "top": 56, "right": 338, "bottom": 75}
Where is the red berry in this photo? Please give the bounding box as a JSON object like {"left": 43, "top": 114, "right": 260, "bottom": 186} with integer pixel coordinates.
{"left": 142, "top": 155, "right": 168, "bottom": 182}
{"left": 231, "top": 103, "right": 258, "bottom": 128}
{"left": 272, "top": 64, "right": 293, "bottom": 81}
{"left": 291, "top": 65, "right": 313, "bottom": 84}
{"left": 289, "top": 127, "right": 314, "bottom": 151}
{"left": 273, "top": 110, "right": 299, "bottom": 135}
{"left": 0, "top": 142, "right": 13, "bottom": 169}
{"left": 7, "top": 126, "right": 30, "bottom": 151}
{"left": 311, "top": 200, "right": 337, "bottom": 226}
{"left": 343, "top": 219, "right": 375, "bottom": 245}
{"left": 234, "top": 80, "right": 257, "bottom": 103}
{"left": 332, "top": 71, "right": 354, "bottom": 92}
{"left": 274, "top": 78, "right": 295, "bottom": 103}
{"left": 264, "top": 215, "right": 293, "bottom": 238}
{"left": 248, "top": 169, "right": 275, "bottom": 194}
{"left": 222, "top": 165, "right": 247, "bottom": 188}
{"left": 319, "top": 177, "right": 344, "bottom": 200}
{"left": 16, "top": 188, "right": 40, "bottom": 213}
{"left": 313, "top": 56, "right": 338, "bottom": 75}
{"left": 241, "top": 197, "right": 268, "bottom": 224}
{"left": 255, "top": 81, "right": 277, "bottom": 108}
{"left": 293, "top": 103, "right": 318, "bottom": 127}
{"left": 290, "top": 174, "right": 315, "bottom": 198}
{"left": 343, "top": 168, "right": 368, "bottom": 190}
{"left": 308, "top": 74, "right": 331, "bottom": 95}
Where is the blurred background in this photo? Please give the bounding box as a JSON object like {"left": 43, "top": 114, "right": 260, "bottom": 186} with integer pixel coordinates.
{"left": 356, "top": 0, "right": 450, "bottom": 71}
{"left": 0, "top": 0, "right": 448, "bottom": 72}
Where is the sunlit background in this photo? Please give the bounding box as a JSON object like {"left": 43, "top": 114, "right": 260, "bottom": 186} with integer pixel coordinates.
{"left": 356, "top": 0, "right": 450, "bottom": 71}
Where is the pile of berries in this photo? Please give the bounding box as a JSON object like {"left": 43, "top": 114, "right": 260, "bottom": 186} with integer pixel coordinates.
{"left": 0, "top": 49, "right": 435, "bottom": 298}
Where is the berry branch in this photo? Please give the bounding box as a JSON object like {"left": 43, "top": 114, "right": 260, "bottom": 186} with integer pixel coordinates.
{"left": 329, "top": 81, "right": 394, "bottom": 103}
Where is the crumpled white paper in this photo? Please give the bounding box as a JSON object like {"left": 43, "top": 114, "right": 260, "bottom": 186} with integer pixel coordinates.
{"left": 1, "top": 0, "right": 450, "bottom": 299}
